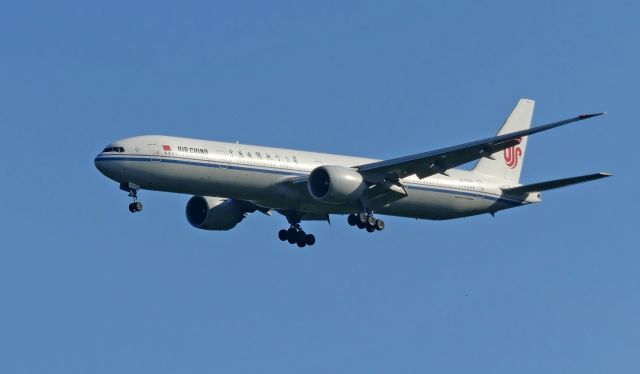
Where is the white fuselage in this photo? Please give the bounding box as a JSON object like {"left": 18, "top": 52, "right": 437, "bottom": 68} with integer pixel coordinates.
{"left": 94, "top": 135, "right": 539, "bottom": 220}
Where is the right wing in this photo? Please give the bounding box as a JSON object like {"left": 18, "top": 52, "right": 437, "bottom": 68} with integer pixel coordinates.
{"left": 274, "top": 111, "right": 606, "bottom": 210}
{"left": 356, "top": 113, "right": 605, "bottom": 182}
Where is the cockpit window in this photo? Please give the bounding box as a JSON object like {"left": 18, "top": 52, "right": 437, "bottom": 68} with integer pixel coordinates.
{"left": 103, "top": 147, "right": 125, "bottom": 153}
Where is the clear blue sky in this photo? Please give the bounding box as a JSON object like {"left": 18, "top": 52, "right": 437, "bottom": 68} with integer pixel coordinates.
{"left": 0, "top": 1, "right": 637, "bottom": 373}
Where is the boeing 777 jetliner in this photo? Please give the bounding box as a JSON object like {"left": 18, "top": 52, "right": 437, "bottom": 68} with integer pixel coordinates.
{"left": 95, "top": 99, "right": 610, "bottom": 247}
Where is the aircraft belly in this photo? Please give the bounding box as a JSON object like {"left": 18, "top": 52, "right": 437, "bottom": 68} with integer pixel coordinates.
{"left": 379, "top": 186, "right": 496, "bottom": 220}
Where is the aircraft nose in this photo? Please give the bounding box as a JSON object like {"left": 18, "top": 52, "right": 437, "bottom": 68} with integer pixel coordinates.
{"left": 94, "top": 154, "right": 109, "bottom": 175}
{"left": 95, "top": 144, "right": 128, "bottom": 182}
{"left": 94, "top": 153, "right": 125, "bottom": 182}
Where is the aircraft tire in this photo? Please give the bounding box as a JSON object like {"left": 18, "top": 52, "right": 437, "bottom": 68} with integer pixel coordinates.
{"left": 287, "top": 228, "right": 297, "bottom": 244}
{"left": 358, "top": 213, "right": 368, "bottom": 225}
{"left": 128, "top": 203, "right": 136, "bottom": 213}
{"left": 375, "top": 219, "right": 385, "bottom": 231}
{"left": 296, "top": 230, "right": 307, "bottom": 243}
{"left": 134, "top": 202, "right": 143, "bottom": 212}
{"left": 305, "top": 234, "right": 316, "bottom": 246}
{"left": 278, "top": 229, "right": 288, "bottom": 241}
{"left": 347, "top": 214, "right": 358, "bottom": 226}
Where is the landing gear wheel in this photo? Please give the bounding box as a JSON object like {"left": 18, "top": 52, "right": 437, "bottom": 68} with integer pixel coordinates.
{"left": 287, "top": 230, "right": 297, "bottom": 244}
{"left": 281, "top": 221, "right": 316, "bottom": 247}
{"left": 133, "top": 201, "right": 143, "bottom": 212}
{"left": 278, "top": 229, "right": 288, "bottom": 241}
{"left": 296, "top": 230, "right": 307, "bottom": 243}
{"left": 305, "top": 234, "right": 316, "bottom": 246}
{"left": 128, "top": 203, "right": 135, "bottom": 213}
{"left": 351, "top": 211, "right": 385, "bottom": 233}
{"left": 358, "top": 212, "right": 368, "bottom": 225}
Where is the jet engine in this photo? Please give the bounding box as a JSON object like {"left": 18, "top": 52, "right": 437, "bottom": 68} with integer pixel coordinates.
{"left": 307, "top": 165, "right": 366, "bottom": 204}
{"left": 185, "top": 196, "right": 247, "bottom": 230}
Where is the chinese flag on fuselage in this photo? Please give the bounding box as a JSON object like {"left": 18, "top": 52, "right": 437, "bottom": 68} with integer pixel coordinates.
{"left": 162, "top": 145, "right": 171, "bottom": 151}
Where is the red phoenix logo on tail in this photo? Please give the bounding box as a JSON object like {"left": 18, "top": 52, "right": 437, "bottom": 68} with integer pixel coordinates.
{"left": 503, "top": 138, "right": 523, "bottom": 169}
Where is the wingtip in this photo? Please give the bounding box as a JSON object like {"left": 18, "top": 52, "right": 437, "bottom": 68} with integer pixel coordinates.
{"left": 599, "top": 172, "right": 612, "bottom": 177}
{"left": 578, "top": 112, "right": 606, "bottom": 120}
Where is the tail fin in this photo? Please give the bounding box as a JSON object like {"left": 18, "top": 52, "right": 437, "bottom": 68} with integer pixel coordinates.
{"left": 473, "top": 98, "right": 535, "bottom": 183}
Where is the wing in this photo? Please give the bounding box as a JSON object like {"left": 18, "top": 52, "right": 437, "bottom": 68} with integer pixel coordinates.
{"left": 356, "top": 113, "right": 605, "bottom": 182}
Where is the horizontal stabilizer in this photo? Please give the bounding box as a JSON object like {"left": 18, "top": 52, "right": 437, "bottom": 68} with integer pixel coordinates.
{"left": 502, "top": 173, "right": 611, "bottom": 195}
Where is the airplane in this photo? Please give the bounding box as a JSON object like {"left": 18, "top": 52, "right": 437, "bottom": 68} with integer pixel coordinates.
{"left": 95, "top": 99, "right": 610, "bottom": 247}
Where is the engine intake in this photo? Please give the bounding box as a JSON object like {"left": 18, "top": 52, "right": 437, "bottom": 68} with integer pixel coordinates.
{"left": 185, "top": 196, "right": 246, "bottom": 230}
{"left": 308, "top": 165, "right": 366, "bottom": 204}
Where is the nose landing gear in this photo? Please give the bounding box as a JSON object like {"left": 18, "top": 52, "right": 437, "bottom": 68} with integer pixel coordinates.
{"left": 278, "top": 223, "right": 316, "bottom": 247}
{"left": 120, "top": 182, "right": 143, "bottom": 213}
{"left": 348, "top": 213, "right": 384, "bottom": 233}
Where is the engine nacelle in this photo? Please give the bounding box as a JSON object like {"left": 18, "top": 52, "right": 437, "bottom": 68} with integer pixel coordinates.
{"left": 185, "top": 196, "right": 246, "bottom": 231}
{"left": 307, "top": 165, "right": 366, "bottom": 204}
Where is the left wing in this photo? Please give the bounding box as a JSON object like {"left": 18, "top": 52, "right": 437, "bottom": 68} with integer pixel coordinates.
{"left": 356, "top": 113, "right": 605, "bottom": 182}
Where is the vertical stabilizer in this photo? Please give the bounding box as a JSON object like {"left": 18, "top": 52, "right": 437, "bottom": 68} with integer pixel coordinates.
{"left": 473, "top": 99, "right": 535, "bottom": 183}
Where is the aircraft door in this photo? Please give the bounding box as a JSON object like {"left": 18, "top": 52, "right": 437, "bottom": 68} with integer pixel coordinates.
{"left": 148, "top": 144, "right": 160, "bottom": 162}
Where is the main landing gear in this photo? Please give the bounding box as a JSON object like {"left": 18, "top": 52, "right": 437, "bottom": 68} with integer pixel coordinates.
{"left": 278, "top": 224, "right": 316, "bottom": 248}
{"left": 347, "top": 213, "right": 384, "bottom": 233}
{"left": 121, "top": 182, "right": 143, "bottom": 213}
